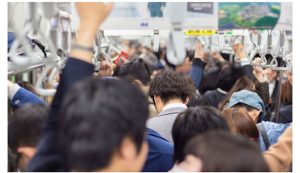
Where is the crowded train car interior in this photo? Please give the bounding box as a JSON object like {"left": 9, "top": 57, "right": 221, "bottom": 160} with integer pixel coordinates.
{"left": 7, "top": 2, "right": 293, "bottom": 172}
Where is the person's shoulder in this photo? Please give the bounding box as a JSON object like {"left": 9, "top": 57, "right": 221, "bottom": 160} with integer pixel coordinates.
{"left": 147, "top": 129, "right": 173, "bottom": 154}
{"left": 203, "top": 89, "right": 218, "bottom": 95}
{"left": 261, "top": 121, "right": 289, "bottom": 133}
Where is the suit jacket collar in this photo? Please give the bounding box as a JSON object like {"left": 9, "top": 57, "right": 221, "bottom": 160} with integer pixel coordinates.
{"left": 158, "top": 106, "right": 187, "bottom": 117}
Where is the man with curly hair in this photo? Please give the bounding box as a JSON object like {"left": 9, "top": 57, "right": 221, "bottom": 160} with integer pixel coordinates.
{"left": 147, "top": 70, "right": 195, "bottom": 143}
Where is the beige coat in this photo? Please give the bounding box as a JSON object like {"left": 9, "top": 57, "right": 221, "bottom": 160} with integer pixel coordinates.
{"left": 263, "top": 127, "right": 292, "bottom": 172}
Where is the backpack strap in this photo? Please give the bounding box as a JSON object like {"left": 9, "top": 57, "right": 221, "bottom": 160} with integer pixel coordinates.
{"left": 257, "top": 123, "right": 271, "bottom": 150}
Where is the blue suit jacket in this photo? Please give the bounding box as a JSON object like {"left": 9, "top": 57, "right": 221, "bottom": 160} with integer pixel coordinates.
{"left": 142, "top": 128, "right": 174, "bottom": 172}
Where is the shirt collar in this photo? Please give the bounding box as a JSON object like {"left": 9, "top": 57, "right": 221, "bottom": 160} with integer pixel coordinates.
{"left": 217, "top": 88, "right": 228, "bottom": 95}
{"left": 162, "top": 103, "right": 187, "bottom": 112}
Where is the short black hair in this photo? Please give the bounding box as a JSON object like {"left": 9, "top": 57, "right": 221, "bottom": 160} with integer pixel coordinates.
{"left": 198, "top": 66, "right": 222, "bottom": 94}
{"left": 59, "top": 78, "right": 149, "bottom": 171}
{"left": 8, "top": 148, "right": 18, "bottom": 172}
{"left": 187, "top": 93, "right": 209, "bottom": 107}
{"left": 172, "top": 106, "right": 229, "bottom": 163}
{"left": 113, "top": 58, "right": 151, "bottom": 85}
{"left": 184, "top": 131, "right": 269, "bottom": 172}
{"left": 217, "top": 65, "right": 245, "bottom": 92}
{"left": 149, "top": 70, "right": 195, "bottom": 103}
{"left": 8, "top": 104, "right": 48, "bottom": 152}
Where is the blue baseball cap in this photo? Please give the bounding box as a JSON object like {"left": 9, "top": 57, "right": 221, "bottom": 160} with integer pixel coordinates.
{"left": 228, "top": 90, "right": 266, "bottom": 112}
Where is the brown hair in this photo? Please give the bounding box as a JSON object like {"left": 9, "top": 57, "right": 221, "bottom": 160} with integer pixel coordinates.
{"left": 222, "top": 108, "right": 259, "bottom": 142}
{"left": 281, "top": 80, "right": 292, "bottom": 105}
{"left": 218, "top": 76, "right": 255, "bottom": 111}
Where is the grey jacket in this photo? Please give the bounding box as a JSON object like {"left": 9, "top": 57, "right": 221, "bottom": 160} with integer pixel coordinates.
{"left": 147, "top": 106, "right": 186, "bottom": 144}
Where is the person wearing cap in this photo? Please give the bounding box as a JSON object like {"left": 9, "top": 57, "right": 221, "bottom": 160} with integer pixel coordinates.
{"left": 227, "top": 89, "right": 265, "bottom": 122}
{"left": 227, "top": 89, "right": 290, "bottom": 152}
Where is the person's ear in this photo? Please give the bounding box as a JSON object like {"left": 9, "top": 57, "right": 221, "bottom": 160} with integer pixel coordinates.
{"left": 184, "top": 97, "right": 190, "bottom": 104}
{"left": 154, "top": 95, "right": 160, "bottom": 105}
{"left": 177, "top": 154, "right": 203, "bottom": 172}
{"left": 132, "top": 79, "right": 143, "bottom": 89}
{"left": 119, "top": 137, "right": 136, "bottom": 160}
{"left": 17, "top": 147, "right": 36, "bottom": 160}
{"left": 254, "top": 110, "right": 261, "bottom": 122}
{"left": 118, "top": 137, "right": 148, "bottom": 171}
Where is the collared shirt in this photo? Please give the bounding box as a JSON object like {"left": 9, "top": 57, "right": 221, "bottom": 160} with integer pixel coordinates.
{"left": 269, "top": 81, "right": 276, "bottom": 96}
{"left": 217, "top": 88, "right": 228, "bottom": 95}
{"left": 162, "top": 103, "right": 187, "bottom": 112}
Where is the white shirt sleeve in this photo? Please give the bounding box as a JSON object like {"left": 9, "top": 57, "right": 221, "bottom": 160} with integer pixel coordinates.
{"left": 8, "top": 83, "right": 21, "bottom": 101}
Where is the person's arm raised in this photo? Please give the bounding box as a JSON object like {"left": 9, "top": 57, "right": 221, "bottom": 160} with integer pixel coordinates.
{"left": 70, "top": 2, "right": 113, "bottom": 63}
{"left": 189, "top": 42, "right": 206, "bottom": 88}
{"left": 27, "top": 3, "right": 113, "bottom": 171}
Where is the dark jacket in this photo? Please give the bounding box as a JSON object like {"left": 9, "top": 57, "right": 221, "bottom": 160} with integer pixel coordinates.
{"left": 277, "top": 105, "right": 292, "bottom": 124}
{"left": 200, "top": 89, "right": 227, "bottom": 108}
{"left": 28, "top": 58, "right": 95, "bottom": 171}
{"left": 28, "top": 58, "right": 174, "bottom": 171}
{"left": 142, "top": 128, "right": 174, "bottom": 172}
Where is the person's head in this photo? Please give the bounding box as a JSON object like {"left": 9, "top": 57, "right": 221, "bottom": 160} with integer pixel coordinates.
{"left": 281, "top": 80, "right": 292, "bottom": 105}
{"left": 263, "top": 68, "right": 278, "bottom": 82}
{"left": 149, "top": 70, "right": 195, "bottom": 113}
{"left": 228, "top": 90, "right": 265, "bottom": 122}
{"left": 59, "top": 78, "right": 149, "bottom": 171}
{"left": 172, "top": 106, "right": 229, "bottom": 163}
{"left": 187, "top": 93, "right": 209, "bottom": 107}
{"left": 181, "top": 131, "right": 269, "bottom": 172}
{"left": 8, "top": 104, "right": 48, "bottom": 171}
{"left": 217, "top": 64, "right": 245, "bottom": 92}
{"left": 219, "top": 75, "right": 255, "bottom": 111}
{"left": 113, "top": 58, "right": 151, "bottom": 94}
{"left": 127, "top": 41, "right": 142, "bottom": 58}
{"left": 198, "top": 66, "right": 222, "bottom": 94}
{"left": 222, "top": 108, "right": 259, "bottom": 142}
{"left": 8, "top": 148, "right": 18, "bottom": 172}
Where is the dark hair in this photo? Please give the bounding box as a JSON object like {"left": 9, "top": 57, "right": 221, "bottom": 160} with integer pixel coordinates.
{"left": 219, "top": 76, "right": 255, "bottom": 111}
{"left": 254, "top": 79, "right": 270, "bottom": 106}
{"left": 172, "top": 106, "right": 229, "bottom": 163}
{"left": 59, "top": 78, "right": 149, "bottom": 171}
{"left": 222, "top": 108, "right": 259, "bottom": 141}
{"left": 198, "top": 66, "right": 222, "bottom": 94}
{"left": 8, "top": 104, "right": 48, "bottom": 152}
{"left": 217, "top": 65, "right": 245, "bottom": 92}
{"left": 281, "top": 80, "right": 292, "bottom": 105}
{"left": 184, "top": 131, "right": 269, "bottom": 172}
{"left": 8, "top": 148, "right": 18, "bottom": 172}
{"left": 113, "top": 58, "right": 151, "bottom": 85}
{"left": 149, "top": 70, "right": 195, "bottom": 103}
{"left": 187, "top": 93, "right": 209, "bottom": 107}
{"left": 16, "top": 81, "right": 38, "bottom": 96}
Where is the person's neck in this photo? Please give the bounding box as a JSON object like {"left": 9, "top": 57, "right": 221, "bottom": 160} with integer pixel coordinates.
{"left": 97, "top": 162, "right": 127, "bottom": 172}
{"left": 164, "top": 99, "right": 185, "bottom": 106}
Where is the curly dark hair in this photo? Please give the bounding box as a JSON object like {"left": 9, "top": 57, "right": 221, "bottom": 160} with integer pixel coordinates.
{"left": 149, "top": 70, "right": 195, "bottom": 103}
